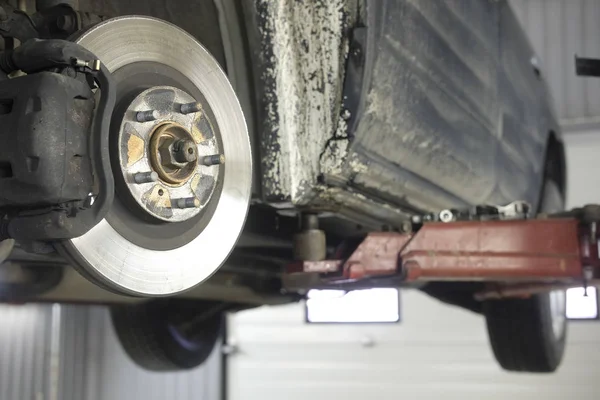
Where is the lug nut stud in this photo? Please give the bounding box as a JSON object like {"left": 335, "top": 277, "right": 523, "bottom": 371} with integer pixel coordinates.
{"left": 136, "top": 110, "right": 160, "bottom": 122}
{"left": 133, "top": 171, "right": 159, "bottom": 184}
{"left": 173, "top": 197, "right": 200, "bottom": 209}
{"left": 200, "top": 154, "right": 225, "bottom": 166}
{"left": 179, "top": 101, "right": 202, "bottom": 115}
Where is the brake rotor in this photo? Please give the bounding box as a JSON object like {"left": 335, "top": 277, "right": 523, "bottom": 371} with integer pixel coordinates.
{"left": 57, "top": 17, "right": 251, "bottom": 296}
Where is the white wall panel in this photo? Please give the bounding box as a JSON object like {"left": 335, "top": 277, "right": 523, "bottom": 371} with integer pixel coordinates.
{"left": 563, "top": 130, "right": 600, "bottom": 207}
{"left": 511, "top": 0, "right": 600, "bottom": 122}
{"left": 228, "top": 292, "right": 600, "bottom": 400}
{"left": 0, "top": 305, "right": 53, "bottom": 400}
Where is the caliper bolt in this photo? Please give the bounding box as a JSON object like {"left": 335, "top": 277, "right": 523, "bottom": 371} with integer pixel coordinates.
{"left": 133, "top": 171, "right": 159, "bottom": 184}
{"left": 179, "top": 101, "right": 202, "bottom": 115}
{"left": 136, "top": 110, "right": 160, "bottom": 122}
{"left": 173, "top": 197, "right": 200, "bottom": 209}
{"left": 200, "top": 154, "right": 225, "bottom": 166}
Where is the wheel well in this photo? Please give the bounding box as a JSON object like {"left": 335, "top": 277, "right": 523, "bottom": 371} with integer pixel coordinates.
{"left": 545, "top": 132, "right": 567, "bottom": 196}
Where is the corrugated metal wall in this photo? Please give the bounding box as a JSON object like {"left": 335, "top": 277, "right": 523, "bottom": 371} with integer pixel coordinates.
{"left": 0, "top": 305, "right": 54, "bottom": 400}
{"left": 511, "top": 0, "right": 600, "bottom": 123}
{"left": 0, "top": 304, "right": 221, "bottom": 400}
{"left": 58, "top": 305, "right": 222, "bottom": 400}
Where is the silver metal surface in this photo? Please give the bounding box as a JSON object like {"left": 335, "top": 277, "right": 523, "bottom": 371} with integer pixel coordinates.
{"left": 494, "top": 201, "right": 531, "bottom": 219}
{"left": 117, "top": 86, "right": 220, "bottom": 222}
{"left": 439, "top": 210, "right": 454, "bottom": 223}
{"left": 68, "top": 17, "right": 252, "bottom": 296}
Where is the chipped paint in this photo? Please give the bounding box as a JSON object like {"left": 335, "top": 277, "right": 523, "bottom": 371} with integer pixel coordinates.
{"left": 248, "top": 0, "right": 556, "bottom": 229}
{"left": 255, "top": 0, "right": 353, "bottom": 204}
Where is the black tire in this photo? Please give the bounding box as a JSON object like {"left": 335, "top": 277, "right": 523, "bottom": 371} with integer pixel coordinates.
{"left": 111, "top": 300, "right": 223, "bottom": 371}
{"left": 484, "top": 290, "right": 566, "bottom": 372}
{"left": 483, "top": 179, "right": 567, "bottom": 372}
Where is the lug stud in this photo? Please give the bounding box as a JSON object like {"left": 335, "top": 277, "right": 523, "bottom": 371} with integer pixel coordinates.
{"left": 133, "top": 171, "right": 159, "bottom": 184}
{"left": 136, "top": 110, "right": 160, "bottom": 122}
{"left": 200, "top": 154, "right": 225, "bottom": 166}
{"left": 179, "top": 102, "right": 202, "bottom": 115}
{"left": 173, "top": 197, "right": 200, "bottom": 209}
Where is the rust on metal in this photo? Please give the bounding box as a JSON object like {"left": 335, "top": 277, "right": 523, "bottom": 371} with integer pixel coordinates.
{"left": 400, "top": 219, "right": 582, "bottom": 281}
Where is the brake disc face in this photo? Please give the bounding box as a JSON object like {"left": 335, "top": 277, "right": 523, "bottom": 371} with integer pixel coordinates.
{"left": 57, "top": 17, "right": 252, "bottom": 296}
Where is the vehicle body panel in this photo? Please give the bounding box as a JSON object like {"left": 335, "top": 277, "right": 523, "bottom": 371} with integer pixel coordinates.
{"left": 245, "top": 0, "right": 561, "bottom": 228}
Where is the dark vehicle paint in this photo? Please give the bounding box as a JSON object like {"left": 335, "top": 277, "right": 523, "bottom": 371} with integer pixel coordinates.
{"left": 244, "top": 0, "right": 561, "bottom": 227}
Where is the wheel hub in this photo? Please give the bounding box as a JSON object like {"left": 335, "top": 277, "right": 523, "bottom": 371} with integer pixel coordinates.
{"left": 150, "top": 123, "right": 198, "bottom": 184}
{"left": 58, "top": 16, "right": 252, "bottom": 296}
{"left": 117, "top": 86, "right": 222, "bottom": 222}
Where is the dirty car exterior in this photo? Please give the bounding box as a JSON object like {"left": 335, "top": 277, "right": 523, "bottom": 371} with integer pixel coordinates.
{"left": 248, "top": 0, "right": 563, "bottom": 225}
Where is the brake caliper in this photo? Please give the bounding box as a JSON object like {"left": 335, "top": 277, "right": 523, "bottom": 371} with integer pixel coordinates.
{"left": 0, "top": 39, "right": 115, "bottom": 243}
